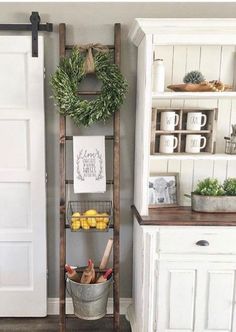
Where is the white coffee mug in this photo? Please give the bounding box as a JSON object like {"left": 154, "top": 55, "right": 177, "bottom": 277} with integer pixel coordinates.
{"left": 187, "top": 112, "right": 207, "bottom": 130}
{"left": 185, "top": 135, "right": 207, "bottom": 153}
{"left": 159, "top": 135, "right": 178, "bottom": 153}
{"left": 160, "top": 112, "right": 179, "bottom": 131}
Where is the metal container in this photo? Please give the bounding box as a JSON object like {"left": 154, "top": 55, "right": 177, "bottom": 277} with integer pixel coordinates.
{"left": 225, "top": 138, "right": 236, "bottom": 154}
{"left": 191, "top": 193, "right": 236, "bottom": 213}
{"left": 67, "top": 200, "right": 113, "bottom": 232}
{"left": 66, "top": 278, "right": 112, "bottom": 320}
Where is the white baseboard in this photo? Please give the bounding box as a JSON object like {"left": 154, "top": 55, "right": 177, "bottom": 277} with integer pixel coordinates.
{"left": 126, "top": 304, "right": 136, "bottom": 332}
{"left": 47, "top": 297, "right": 132, "bottom": 316}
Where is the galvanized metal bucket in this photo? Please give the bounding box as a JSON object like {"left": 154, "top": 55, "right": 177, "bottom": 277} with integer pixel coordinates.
{"left": 66, "top": 278, "right": 112, "bottom": 320}
{"left": 187, "top": 193, "right": 236, "bottom": 213}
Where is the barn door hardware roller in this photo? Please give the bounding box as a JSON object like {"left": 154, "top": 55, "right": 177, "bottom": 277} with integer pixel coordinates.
{"left": 0, "top": 11, "right": 53, "bottom": 57}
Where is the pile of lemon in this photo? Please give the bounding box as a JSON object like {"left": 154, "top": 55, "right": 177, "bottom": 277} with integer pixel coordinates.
{"left": 71, "top": 209, "right": 109, "bottom": 231}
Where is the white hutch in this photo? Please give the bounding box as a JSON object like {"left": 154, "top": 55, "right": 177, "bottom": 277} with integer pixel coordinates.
{"left": 128, "top": 19, "right": 236, "bottom": 332}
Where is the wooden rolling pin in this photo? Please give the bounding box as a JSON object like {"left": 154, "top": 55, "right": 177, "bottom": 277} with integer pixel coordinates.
{"left": 99, "top": 238, "right": 113, "bottom": 270}
{"left": 96, "top": 268, "right": 113, "bottom": 283}
{"left": 65, "top": 264, "right": 81, "bottom": 283}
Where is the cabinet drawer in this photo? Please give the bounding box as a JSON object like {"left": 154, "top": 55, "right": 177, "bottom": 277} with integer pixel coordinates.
{"left": 159, "top": 229, "right": 236, "bottom": 254}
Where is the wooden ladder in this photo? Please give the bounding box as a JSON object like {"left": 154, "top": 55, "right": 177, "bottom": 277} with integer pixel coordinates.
{"left": 58, "top": 23, "right": 121, "bottom": 332}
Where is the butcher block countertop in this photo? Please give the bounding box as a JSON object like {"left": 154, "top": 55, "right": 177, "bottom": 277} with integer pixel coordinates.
{"left": 131, "top": 205, "right": 236, "bottom": 226}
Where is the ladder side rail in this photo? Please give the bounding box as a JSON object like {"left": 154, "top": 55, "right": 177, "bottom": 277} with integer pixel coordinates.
{"left": 58, "top": 22, "right": 122, "bottom": 332}
{"left": 59, "top": 22, "right": 66, "bottom": 332}
{"left": 113, "top": 22, "right": 121, "bottom": 332}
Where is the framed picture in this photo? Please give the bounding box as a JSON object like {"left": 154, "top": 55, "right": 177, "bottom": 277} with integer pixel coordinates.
{"left": 148, "top": 173, "right": 179, "bottom": 208}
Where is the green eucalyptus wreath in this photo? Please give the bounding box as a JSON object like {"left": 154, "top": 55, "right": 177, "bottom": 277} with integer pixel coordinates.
{"left": 50, "top": 48, "right": 128, "bottom": 127}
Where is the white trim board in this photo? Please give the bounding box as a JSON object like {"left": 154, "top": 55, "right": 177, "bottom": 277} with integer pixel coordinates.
{"left": 4, "top": 0, "right": 236, "bottom": 2}
{"left": 47, "top": 297, "right": 132, "bottom": 315}
{"left": 152, "top": 92, "right": 236, "bottom": 100}
{"left": 150, "top": 154, "right": 236, "bottom": 161}
{"left": 126, "top": 304, "right": 136, "bottom": 332}
{"left": 129, "top": 18, "right": 236, "bottom": 47}
{"left": 3, "top": 0, "right": 236, "bottom": 2}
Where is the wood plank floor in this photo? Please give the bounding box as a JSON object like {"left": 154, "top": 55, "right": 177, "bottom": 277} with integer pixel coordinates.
{"left": 0, "top": 315, "right": 131, "bottom": 332}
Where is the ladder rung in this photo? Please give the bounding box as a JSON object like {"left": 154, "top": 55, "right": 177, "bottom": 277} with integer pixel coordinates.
{"left": 78, "top": 91, "right": 101, "bottom": 96}
{"left": 104, "top": 314, "right": 114, "bottom": 318}
{"left": 65, "top": 135, "right": 114, "bottom": 141}
{"left": 65, "top": 179, "right": 114, "bottom": 185}
{"left": 65, "top": 224, "right": 114, "bottom": 230}
{"left": 65, "top": 44, "right": 115, "bottom": 50}
{"left": 65, "top": 313, "right": 114, "bottom": 318}
{"left": 75, "top": 267, "right": 110, "bottom": 273}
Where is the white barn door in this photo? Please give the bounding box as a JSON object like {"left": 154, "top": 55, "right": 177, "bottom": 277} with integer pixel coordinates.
{"left": 0, "top": 36, "right": 46, "bottom": 316}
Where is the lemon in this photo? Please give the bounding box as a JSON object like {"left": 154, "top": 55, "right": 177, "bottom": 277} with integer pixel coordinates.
{"left": 87, "top": 218, "right": 97, "bottom": 227}
{"left": 84, "top": 209, "right": 98, "bottom": 216}
{"left": 71, "top": 212, "right": 81, "bottom": 223}
{"left": 71, "top": 220, "right": 80, "bottom": 231}
{"left": 100, "top": 213, "right": 109, "bottom": 224}
{"left": 81, "top": 219, "right": 90, "bottom": 230}
{"left": 95, "top": 213, "right": 103, "bottom": 222}
{"left": 96, "top": 221, "right": 107, "bottom": 230}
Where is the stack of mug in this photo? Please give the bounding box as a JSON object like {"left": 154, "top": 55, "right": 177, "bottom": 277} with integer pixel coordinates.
{"left": 185, "top": 112, "right": 207, "bottom": 153}
{"left": 159, "top": 111, "right": 207, "bottom": 154}
{"left": 159, "top": 112, "right": 179, "bottom": 153}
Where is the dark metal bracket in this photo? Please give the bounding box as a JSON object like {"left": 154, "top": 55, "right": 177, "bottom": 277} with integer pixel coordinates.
{"left": 0, "top": 11, "right": 53, "bottom": 57}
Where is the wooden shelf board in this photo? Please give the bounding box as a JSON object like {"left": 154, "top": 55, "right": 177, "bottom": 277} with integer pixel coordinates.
{"left": 150, "top": 153, "right": 236, "bottom": 160}
{"left": 132, "top": 205, "right": 236, "bottom": 226}
{"left": 152, "top": 91, "right": 236, "bottom": 100}
{"left": 155, "top": 130, "right": 211, "bottom": 134}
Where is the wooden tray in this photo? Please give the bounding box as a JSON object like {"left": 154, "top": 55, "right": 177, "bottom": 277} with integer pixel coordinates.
{"left": 167, "top": 83, "right": 232, "bottom": 92}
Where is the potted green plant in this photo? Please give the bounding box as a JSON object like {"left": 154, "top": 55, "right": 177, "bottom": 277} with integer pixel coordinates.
{"left": 188, "top": 177, "right": 236, "bottom": 213}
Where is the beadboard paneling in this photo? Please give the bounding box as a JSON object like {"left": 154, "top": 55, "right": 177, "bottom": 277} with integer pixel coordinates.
{"left": 193, "top": 159, "right": 214, "bottom": 189}
{"left": 179, "top": 160, "right": 194, "bottom": 206}
{"left": 213, "top": 159, "right": 228, "bottom": 183}
{"left": 150, "top": 159, "right": 168, "bottom": 174}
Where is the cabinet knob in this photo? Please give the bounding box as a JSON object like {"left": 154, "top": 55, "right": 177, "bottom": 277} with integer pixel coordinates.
{"left": 196, "top": 240, "right": 209, "bottom": 246}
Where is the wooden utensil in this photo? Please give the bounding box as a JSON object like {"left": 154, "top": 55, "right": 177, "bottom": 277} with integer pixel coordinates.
{"left": 96, "top": 268, "right": 113, "bottom": 283}
{"left": 80, "top": 259, "right": 95, "bottom": 284}
{"left": 99, "top": 238, "right": 113, "bottom": 270}
{"left": 65, "top": 264, "right": 81, "bottom": 283}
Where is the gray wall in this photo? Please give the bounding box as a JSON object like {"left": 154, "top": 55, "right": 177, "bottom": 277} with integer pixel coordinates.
{"left": 1, "top": 2, "right": 236, "bottom": 298}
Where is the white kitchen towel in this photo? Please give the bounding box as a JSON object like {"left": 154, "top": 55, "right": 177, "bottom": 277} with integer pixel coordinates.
{"left": 73, "top": 136, "right": 106, "bottom": 193}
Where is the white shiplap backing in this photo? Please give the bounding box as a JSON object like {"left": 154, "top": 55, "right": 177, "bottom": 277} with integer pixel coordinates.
{"left": 152, "top": 45, "right": 236, "bottom": 206}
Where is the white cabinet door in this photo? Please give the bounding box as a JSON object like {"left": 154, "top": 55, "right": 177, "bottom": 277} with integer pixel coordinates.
{"left": 156, "top": 261, "right": 198, "bottom": 332}
{"left": 0, "top": 36, "right": 46, "bottom": 316}
{"left": 195, "top": 262, "right": 236, "bottom": 332}
{"left": 156, "top": 261, "right": 236, "bottom": 332}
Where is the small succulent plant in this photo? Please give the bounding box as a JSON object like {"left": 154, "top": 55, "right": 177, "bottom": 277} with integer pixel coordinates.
{"left": 223, "top": 178, "right": 236, "bottom": 196}
{"left": 183, "top": 70, "right": 205, "bottom": 84}
{"left": 194, "top": 178, "right": 225, "bottom": 196}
